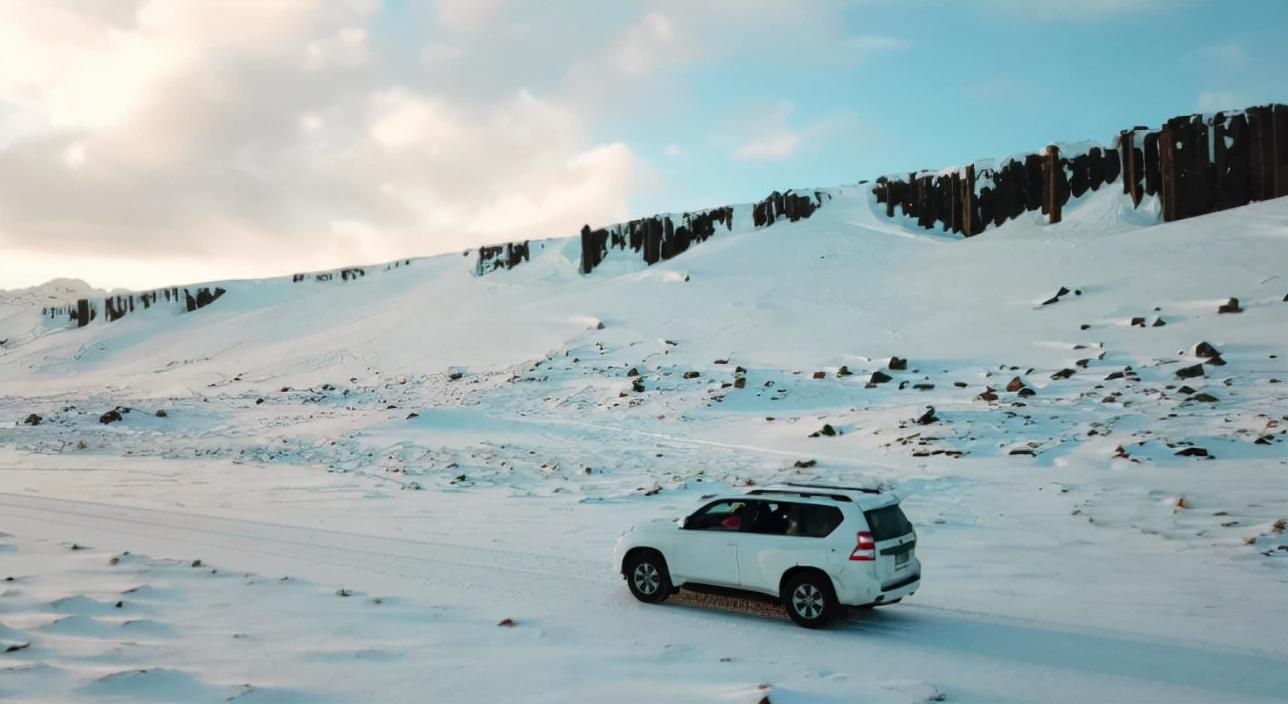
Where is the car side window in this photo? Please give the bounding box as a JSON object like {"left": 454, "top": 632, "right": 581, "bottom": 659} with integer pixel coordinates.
{"left": 748, "top": 501, "right": 844, "bottom": 538}
{"left": 686, "top": 500, "right": 750, "bottom": 531}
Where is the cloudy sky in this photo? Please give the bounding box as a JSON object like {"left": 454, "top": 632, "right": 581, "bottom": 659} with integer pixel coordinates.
{"left": 1, "top": 0, "right": 1285, "bottom": 290}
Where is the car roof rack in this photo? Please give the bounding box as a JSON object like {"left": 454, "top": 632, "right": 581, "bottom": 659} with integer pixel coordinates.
{"left": 782, "top": 481, "right": 882, "bottom": 495}
{"left": 746, "top": 488, "right": 853, "bottom": 502}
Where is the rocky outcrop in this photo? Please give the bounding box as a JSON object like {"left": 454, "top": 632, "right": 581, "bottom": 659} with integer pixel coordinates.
{"left": 872, "top": 104, "right": 1288, "bottom": 236}
{"left": 475, "top": 241, "right": 530, "bottom": 276}
{"left": 45, "top": 286, "right": 226, "bottom": 329}
{"left": 580, "top": 206, "right": 735, "bottom": 274}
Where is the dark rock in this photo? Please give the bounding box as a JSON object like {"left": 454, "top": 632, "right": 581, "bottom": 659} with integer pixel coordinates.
{"left": 1194, "top": 341, "right": 1221, "bottom": 358}
{"left": 733, "top": 377, "right": 746, "bottom": 389}
{"left": 406, "top": 412, "right": 419, "bottom": 419}
{"left": 793, "top": 459, "right": 817, "bottom": 469}
{"left": 448, "top": 371, "right": 464, "bottom": 380}
{"left": 1177, "top": 385, "right": 1196, "bottom": 394}
{"left": 836, "top": 365, "right": 852, "bottom": 377}
{"left": 1255, "top": 435, "right": 1274, "bottom": 445}
{"left": 632, "top": 379, "right": 646, "bottom": 393}
{"left": 1130, "top": 317, "right": 1146, "bottom": 327}
{"left": 1105, "top": 371, "right": 1124, "bottom": 380}
{"left": 735, "top": 366, "right": 747, "bottom": 374}
{"left": 1176, "top": 364, "right": 1205, "bottom": 379}
{"left": 915, "top": 407, "right": 938, "bottom": 425}
{"left": 1080, "top": 324, "right": 1091, "bottom": 330}
{"left": 1152, "top": 317, "right": 1166, "bottom": 327}
{"left": 714, "top": 359, "right": 728, "bottom": 365}
{"left": 1217, "top": 298, "right": 1241, "bottom": 314}
{"left": 977, "top": 390, "right": 998, "bottom": 401}
{"left": 869, "top": 371, "right": 893, "bottom": 384}
{"left": 888, "top": 357, "right": 908, "bottom": 370}
{"left": 1042, "top": 287, "right": 1071, "bottom": 305}
{"left": 1189, "top": 393, "right": 1219, "bottom": 403}
{"left": 1075, "top": 359, "right": 1090, "bottom": 369}
{"left": 683, "top": 371, "right": 701, "bottom": 379}
{"left": 99, "top": 410, "right": 123, "bottom": 424}
{"left": 1009, "top": 448, "right": 1036, "bottom": 456}
{"left": 255, "top": 398, "right": 264, "bottom": 405}
{"left": 811, "top": 371, "right": 826, "bottom": 379}
{"left": 916, "top": 383, "right": 936, "bottom": 391}
{"left": 1051, "top": 368, "right": 1076, "bottom": 380}
{"left": 1203, "top": 355, "right": 1226, "bottom": 366}
{"left": 1017, "top": 387, "right": 1036, "bottom": 397}
{"left": 154, "top": 410, "right": 167, "bottom": 418}
{"left": 815, "top": 424, "right": 837, "bottom": 437}
{"left": 626, "top": 367, "right": 640, "bottom": 377}
{"left": 1006, "top": 376, "right": 1027, "bottom": 392}
{"left": 22, "top": 413, "right": 42, "bottom": 426}
{"left": 953, "top": 381, "right": 967, "bottom": 388}
{"left": 1174, "top": 447, "right": 1210, "bottom": 457}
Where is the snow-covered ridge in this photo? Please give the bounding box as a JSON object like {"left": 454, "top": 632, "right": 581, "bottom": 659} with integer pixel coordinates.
{"left": 3, "top": 104, "right": 1285, "bottom": 348}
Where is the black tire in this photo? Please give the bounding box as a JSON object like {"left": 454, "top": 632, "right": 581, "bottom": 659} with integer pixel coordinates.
{"left": 782, "top": 571, "right": 839, "bottom": 628}
{"left": 625, "top": 550, "right": 672, "bottom": 604}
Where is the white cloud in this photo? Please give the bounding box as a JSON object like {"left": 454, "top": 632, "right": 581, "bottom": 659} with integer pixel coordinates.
{"left": 982, "top": 0, "right": 1160, "bottom": 20}
{"left": 664, "top": 144, "right": 683, "bottom": 158}
{"left": 735, "top": 133, "right": 803, "bottom": 162}
{"left": 0, "top": 1, "right": 650, "bottom": 288}
{"left": 1197, "top": 91, "right": 1239, "bottom": 113}
{"left": 612, "top": 13, "right": 675, "bottom": 75}
{"left": 845, "top": 35, "right": 910, "bottom": 61}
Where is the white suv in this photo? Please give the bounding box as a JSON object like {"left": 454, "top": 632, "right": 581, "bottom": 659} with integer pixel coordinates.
{"left": 612, "top": 483, "right": 920, "bottom": 627}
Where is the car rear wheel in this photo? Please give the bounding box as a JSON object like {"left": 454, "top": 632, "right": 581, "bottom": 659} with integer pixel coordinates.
{"left": 625, "top": 551, "right": 672, "bottom": 604}
{"left": 783, "top": 572, "right": 838, "bottom": 628}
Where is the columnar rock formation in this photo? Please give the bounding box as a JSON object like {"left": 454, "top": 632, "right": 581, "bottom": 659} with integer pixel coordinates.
{"left": 873, "top": 103, "right": 1288, "bottom": 236}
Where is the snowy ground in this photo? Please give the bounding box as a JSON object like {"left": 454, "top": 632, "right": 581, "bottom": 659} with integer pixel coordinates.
{"left": 1, "top": 188, "right": 1287, "bottom": 702}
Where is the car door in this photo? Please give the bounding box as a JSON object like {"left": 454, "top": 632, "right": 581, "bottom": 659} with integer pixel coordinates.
{"left": 669, "top": 500, "right": 746, "bottom": 587}
{"left": 736, "top": 500, "right": 800, "bottom": 594}
{"left": 738, "top": 501, "right": 846, "bottom": 595}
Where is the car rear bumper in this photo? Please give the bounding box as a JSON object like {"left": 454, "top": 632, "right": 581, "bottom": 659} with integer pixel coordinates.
{"left": 831, "top": 557, "right": 921, "bottom": 606}
{"left": 872, "top": 572, "right": 919, "bottom": 604}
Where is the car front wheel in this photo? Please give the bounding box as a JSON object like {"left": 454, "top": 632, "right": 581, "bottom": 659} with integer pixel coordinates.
{"left": 783, "top": 572, "right": 838, "bottom": 628}
{"left": 625, "top": 551, "right": 672, "bottom": 604}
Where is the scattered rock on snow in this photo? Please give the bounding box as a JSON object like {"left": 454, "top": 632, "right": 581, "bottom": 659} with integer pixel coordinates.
{"left": 915, "top": 407, "right": 938, "bottom": 425}
{"left": 1051, "top": 368, "right": 1076, "bottom": 380}
{"left": 1006, "top": 376, "right": 1027, "bottom": 392}
{"left": 888, "top": 356, "right": 908, "bottom": 370}
{"left": 98, "top": 409, "right": 123, "bottom": 424}
{"left": 1217, "top": 297, "right": 1242, "bottom": 314}
{"left": 1194, "top": 341, "right": 1221, "bottom": 358}
{"left": 811, "top": 371, "right": 826, "bottom": 379}
{"left": 793, "top": 459, "right": 816, "bottom": 469}
{"left": 869, "top": 371, "right": 893, "bottom": 384}
{"left": 1041, "top": 286, "right": 1072, "bottom": 305}
{"left": 22, "top": 413, "right": 42, "bottom": 426}
{"left": 1175, "top": 447, "right": 1210, "bottom": 457}
{"left": 1176, "top": 364, "right": 1205, "bottom": 379}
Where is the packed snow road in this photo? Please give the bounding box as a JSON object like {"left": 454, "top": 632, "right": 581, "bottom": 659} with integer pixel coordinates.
{"left": 2, "top": 456, "right": 1285, "bottom": 703}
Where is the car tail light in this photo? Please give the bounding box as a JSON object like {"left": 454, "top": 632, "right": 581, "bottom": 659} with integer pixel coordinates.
{"left": 850, "top": 531, "right": 876, "bottom": 561}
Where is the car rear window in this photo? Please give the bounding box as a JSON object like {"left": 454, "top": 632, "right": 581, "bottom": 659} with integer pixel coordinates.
{"left": 864, "top": 505, "right": 913, "bottom": 541}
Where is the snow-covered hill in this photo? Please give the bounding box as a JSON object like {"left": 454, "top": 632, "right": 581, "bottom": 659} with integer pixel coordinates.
{"left": 1, "top": 183, "right": 1286, "bottom": 703}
